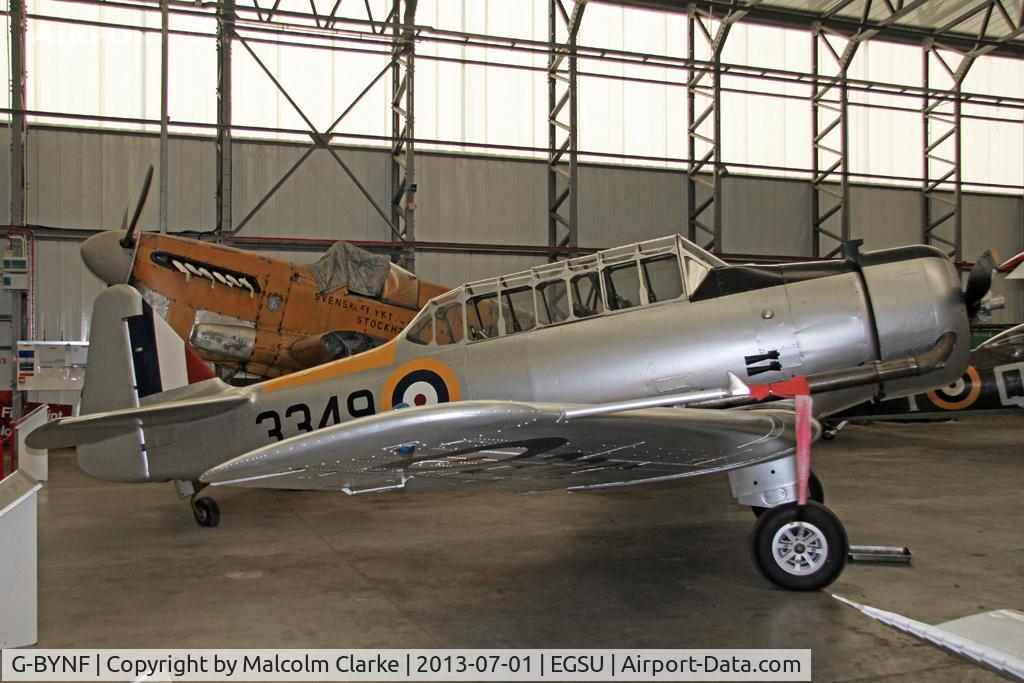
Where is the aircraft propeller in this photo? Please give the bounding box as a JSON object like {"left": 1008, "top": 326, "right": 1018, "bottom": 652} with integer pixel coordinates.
{"left": 962, "top": 249, "right": 1000, "bottom": 320}
{"left": 120, "top": 164, "right": 154, "bottom": 248}
{"left": 81, "top": 165, "right": 154, "bottom": 285}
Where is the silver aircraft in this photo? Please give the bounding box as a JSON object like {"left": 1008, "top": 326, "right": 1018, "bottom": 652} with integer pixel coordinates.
{"left": 30, "top": 235, "right": 973, "bottom": 590}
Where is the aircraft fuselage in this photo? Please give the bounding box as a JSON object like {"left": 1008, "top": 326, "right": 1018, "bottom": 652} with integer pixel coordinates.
{"left": 76, "top": 238, "right": 969, "bottom": 486}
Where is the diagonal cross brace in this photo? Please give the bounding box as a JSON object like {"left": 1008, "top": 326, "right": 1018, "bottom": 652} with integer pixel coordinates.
{"left": 233, "top": 33, "right": 403, "bottom": 241}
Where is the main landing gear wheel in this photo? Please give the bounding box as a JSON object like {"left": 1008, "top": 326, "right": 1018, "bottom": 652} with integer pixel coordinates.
{"left": 751, "top": 470, "right": 824, "bottom": 517}
{"left": 191, "top": 496, "right": 220, "bottom": 528}
{"left": 751, "top": 500, "right": 848, "bottom": 591}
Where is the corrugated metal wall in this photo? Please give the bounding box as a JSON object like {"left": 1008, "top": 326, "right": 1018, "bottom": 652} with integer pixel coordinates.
{"left": 16, "top": 126, "right": 1024, "bottom": 354}
{"left": 24, "top": 128, "right": 213, "bottom": 231}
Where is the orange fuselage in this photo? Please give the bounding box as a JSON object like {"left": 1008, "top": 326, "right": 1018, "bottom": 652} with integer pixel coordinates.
{"left": 129, "top": 233, "right": 447, "bottom": 377}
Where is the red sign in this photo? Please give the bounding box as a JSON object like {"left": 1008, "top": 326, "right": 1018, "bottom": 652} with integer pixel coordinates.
{"left": 0, "top": 390, "right": 73, "bottom": 441}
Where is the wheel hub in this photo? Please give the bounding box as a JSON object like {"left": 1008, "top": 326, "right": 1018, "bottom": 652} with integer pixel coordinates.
{"left": 772, "top": 521, "right": 829, "bottom": 576}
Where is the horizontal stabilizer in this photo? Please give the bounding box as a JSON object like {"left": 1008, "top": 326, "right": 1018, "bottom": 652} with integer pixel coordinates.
{"left": 26, "top": 393, "right": 249, "bottom": 450}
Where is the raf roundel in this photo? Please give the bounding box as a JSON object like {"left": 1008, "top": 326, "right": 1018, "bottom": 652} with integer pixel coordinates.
{"left": 392, "top": 369, "right": 450, "bottom": 408}
{"left": 926, "top": 364, "right": 982, "bottom": 410}
{"left": 383, "top": 359, "right": 462, "bottom": 411}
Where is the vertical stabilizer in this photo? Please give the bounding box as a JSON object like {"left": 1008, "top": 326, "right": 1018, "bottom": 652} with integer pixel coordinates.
{"left": 78, "top": 284, "right": 214, "bottom": 481}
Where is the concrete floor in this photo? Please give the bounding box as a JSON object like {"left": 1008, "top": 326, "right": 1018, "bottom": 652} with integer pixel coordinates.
{"left": 35, "top": 417, "right": 1023, "bottom": 681}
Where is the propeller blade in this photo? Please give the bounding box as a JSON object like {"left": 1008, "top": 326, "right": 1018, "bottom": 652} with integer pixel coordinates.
{"left": 120, "top": 164, "right": 154, "bottom": 248}
{"left": 963, "top": 248, "right": 998, "bottom": 317}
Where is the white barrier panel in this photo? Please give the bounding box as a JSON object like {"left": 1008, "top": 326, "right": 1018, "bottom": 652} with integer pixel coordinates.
{"left": 1, "top": 649, "right": 811, "bottom": 681}
{"left": 15, "top": 405, "right": 50, "bottom": 482}
{"left": 0, "top": 471, "right": 42, "bottom": 648}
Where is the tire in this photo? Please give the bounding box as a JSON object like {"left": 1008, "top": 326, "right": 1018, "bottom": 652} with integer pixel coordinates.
{"left": 751, "top": 500, "right": 848, "bottom": 591}
{"left": 752, "top": 470, "right": 824, "bottom": 517}
{"left": 192, "top": 497, "right": 220, "bottom": 528}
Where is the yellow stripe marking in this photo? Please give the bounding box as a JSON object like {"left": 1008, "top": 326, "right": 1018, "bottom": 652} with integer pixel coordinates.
{"left": 261, "top": 340, "right": 398, "bottom": 393}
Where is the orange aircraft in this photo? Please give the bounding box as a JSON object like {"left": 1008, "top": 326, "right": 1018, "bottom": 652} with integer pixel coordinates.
{"left": 81, "top": 168, "right": 447, "bottom": 378}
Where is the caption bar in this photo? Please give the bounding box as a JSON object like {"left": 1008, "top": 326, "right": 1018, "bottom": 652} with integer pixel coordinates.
{"left": 2, "top": 649, "right": 810, "bottom": 681}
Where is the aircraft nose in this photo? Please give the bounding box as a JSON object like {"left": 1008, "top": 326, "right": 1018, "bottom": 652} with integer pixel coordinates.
{"left": 860, "top": 247, "right": 970, "bottom": 397}
{"left": 81, "top": 230, "right": 135, "bottom": 284}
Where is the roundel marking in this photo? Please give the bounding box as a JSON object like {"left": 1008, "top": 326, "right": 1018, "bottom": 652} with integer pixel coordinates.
{"left": 926, "top": 365, "right": 981, "bottom": 410}
{"left": 382, "top": 359, "right": 461, "bottom": 411}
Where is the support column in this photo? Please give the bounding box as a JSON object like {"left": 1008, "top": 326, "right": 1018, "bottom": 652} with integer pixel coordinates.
{"left": 8, "top": 0, "right": 28, "bottom": 420}
{"left": 805, "top": 0, "right": 936, "bottom": 257}
{"left": 685, "top": 6, "right": 722, "bottom": 251}
{"left": 810, "top": 24, "right": 858, "bottom": 258}
{"left": 921, "top": 40, "right": 971, "bottom": 261}
{"left": 10, "top": 0, "right": 26, "bottom": 227}
{"left": 547, "top": 0, "right": 586, "bottom": 261}
{"left": 216, "top": 0, "right": 235, "bottom": 235}
{"left": 685, "top": 2, "right": 756, "bottom": 253}
{"left": 391, "top": 0, "right": 417, "bottom": 272}
{"left": 159, "top": 0, "right": 169, "bottom": 233}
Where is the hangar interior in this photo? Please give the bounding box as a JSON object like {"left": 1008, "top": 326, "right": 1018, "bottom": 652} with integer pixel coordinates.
{"left": 1, "top": 0, "right": 1023, "bottom": 679}
{"left": 3, "top": 0, "right": 1023, "bottom": 381}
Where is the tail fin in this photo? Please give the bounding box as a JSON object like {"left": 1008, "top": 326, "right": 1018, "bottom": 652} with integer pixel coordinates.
{"left": 73, "top": 285, "right": 217, "bottom": 481}
{"left": 82, "top": 285, "right": 214, "bottom": 415}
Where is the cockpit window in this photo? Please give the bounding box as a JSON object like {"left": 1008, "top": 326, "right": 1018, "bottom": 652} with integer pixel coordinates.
{"left": 536, "top": 280, "right": 569, "bottom": 325}
{"left": 604, "top": 262, "right": 641, "bottom": 311}
{"left": 434, "top": 302, "right": 464, "bottom": 345}
{"left": 467, "top": 293, "right": 499, "bottom": 341}
{"left": 571, "top": 272, "right": 604, "bottom": 318}
{"left": 643, "top": 254, "right": 684, "bottom": 302}
{"left": 685, "top": 257, "right": 710, "bottom": 293}
{"left": 501, "top": 287, "right": 536, "bottom": 334}
{"left": 405, "top": 309, "right": 434, "bottom": 345}
{"left": 411, "top": 236, "right": 712, "bottom": 343}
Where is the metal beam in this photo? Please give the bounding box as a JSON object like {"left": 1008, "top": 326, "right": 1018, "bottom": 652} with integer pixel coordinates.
{"left": 7, "top": 0, "right": 27, "bottom": 419}
{"left": 391, "top": 0, "right": 417, "bottom": 272}
{"left": 548, "top": 0, "right": 587, "bottom": 261}
{"left": 810, "top": 25, "right": 857, "bottom": 258}
{"left": 918, "top": 0, "right": 1023, "bottom": 260}
{"left": 808, "top": 0, "right": 930, "bottom": 257}
{"left": 9, "top": 0, "right": 26, "bottom": 227}
{"left": 686, "top": 1, "right": 759, "bottom": 253}
{"left": 601, "top": 0, "right": 1024, "bottom": 58}
{"left": 159, "top": 0, "right": 169, "bottom": 233}
{"left": 921, "top": 40, "right": 967, "bottom": 260}
{"left": 216, "top": 0, "right": 235, "bottom": 235}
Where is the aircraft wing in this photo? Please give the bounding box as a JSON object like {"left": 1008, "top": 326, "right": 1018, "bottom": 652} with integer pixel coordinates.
{"left": 26, "top": 393, "right": 249, "bottom": 449}
{"left": 200, "top": 400, "right": 800, "bottom": 494}
{"left": 834, "top": 596, "right": 1024, "bottom": 681}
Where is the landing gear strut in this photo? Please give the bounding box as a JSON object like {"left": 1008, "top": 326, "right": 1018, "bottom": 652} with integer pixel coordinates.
{"left": 175, "top": 480, "right": 221, "bottom": 528}
{"left": 751, "top": 470, "right": 823, "bottom": 517}
{"left": 729, "top": 456, "right": 847, "bottom": 590}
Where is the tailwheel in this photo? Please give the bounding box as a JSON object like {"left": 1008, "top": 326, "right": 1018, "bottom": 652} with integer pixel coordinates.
{"left": 751, "top": 470, "right": 824, "bottom": 517}
{"left": 191, "top": 496, "right": 220, "bottom": 528}
{"left": 751, "top": 500, "right": 847, "bottom": 591}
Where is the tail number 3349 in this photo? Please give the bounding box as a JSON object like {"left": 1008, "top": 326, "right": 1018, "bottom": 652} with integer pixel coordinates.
{"left": 256, "top": 390, "right": 375, "bottom": 442}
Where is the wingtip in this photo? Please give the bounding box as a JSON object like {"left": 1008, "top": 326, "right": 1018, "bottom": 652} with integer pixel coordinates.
{"left": 830, "top": 593, "right": 861, "bottom": 610}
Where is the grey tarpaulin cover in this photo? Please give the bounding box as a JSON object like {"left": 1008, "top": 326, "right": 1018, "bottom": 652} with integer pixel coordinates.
{"left": 308, "top": 242, "right": 391, "bottom": 296}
